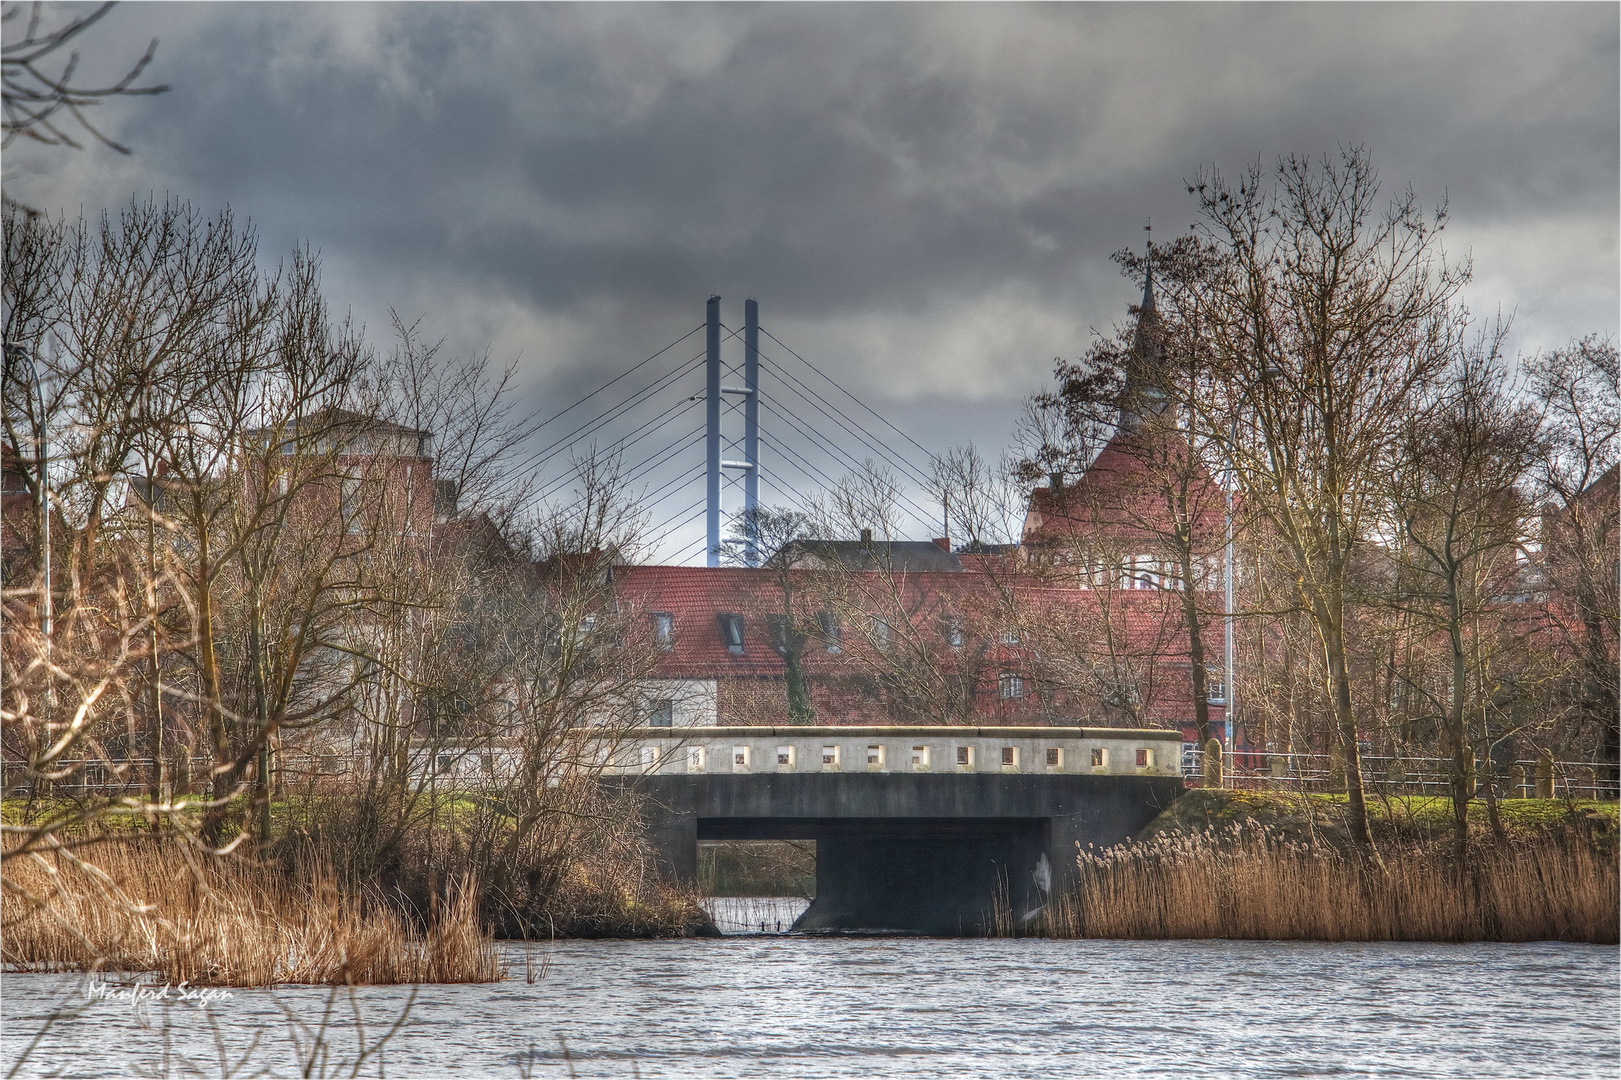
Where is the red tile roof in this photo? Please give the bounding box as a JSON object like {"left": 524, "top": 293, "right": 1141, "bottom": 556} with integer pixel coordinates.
{"left": 1023, "top": 427, "right": 1226, "bottom": 547}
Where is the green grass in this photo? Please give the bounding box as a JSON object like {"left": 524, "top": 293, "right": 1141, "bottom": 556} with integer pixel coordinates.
{"left": 1143, "top": 789, "right": 1618, "bottom": 849}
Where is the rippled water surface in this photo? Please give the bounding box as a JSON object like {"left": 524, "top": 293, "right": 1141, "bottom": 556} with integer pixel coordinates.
{"left": 3, "top": 932, "right": 1615, "bottom": 1078}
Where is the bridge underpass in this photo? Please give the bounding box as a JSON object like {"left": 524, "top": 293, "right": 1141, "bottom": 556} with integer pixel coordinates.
{"left": 608, "top": 727, "right": 1186, "bottom": 934}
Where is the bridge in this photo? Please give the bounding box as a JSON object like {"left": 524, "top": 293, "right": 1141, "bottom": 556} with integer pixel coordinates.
{"left": 606, "top": 725, "right": 1185, "bottom": 934}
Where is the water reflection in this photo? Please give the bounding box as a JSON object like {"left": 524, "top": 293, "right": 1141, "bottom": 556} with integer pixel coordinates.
{"left": 701, "top": 896, "right": 811, "bottom": 935}
{"left": 3, "top": 939, "right": 1616, "bottom": 1078}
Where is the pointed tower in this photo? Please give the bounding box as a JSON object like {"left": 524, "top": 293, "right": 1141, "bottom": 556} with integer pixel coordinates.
{"left": 1119, "top": 253, "right": 1169, "bottom": 432}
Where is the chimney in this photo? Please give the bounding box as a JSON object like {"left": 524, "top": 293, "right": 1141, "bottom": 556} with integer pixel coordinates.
{"left": 932, "top": 537, "right": 950, "bottom": 551}
{"left": 860, "top": 527, "right": 873, "bottom": 545}
{"left": 1049, "top": 471, "right": 1064, "bottom": 496}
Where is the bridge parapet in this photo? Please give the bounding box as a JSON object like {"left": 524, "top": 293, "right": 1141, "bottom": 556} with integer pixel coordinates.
{"left": 607, "top": 725, "right": 1182, "bottom": 779}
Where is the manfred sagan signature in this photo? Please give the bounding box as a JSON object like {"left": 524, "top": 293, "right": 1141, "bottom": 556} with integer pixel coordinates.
{"left": 85, "top": 982, "right": 234, "bottom": 1006}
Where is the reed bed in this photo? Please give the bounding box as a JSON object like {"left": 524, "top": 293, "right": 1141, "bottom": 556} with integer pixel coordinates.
{"left": 1021, "top": 826, "right": 1619, "bottom": 943}
{"left": 536, "top": 854, "right": 714, "bottom": 939}
{"left": 1, "top": 841, "right": 505, "bottom": 985}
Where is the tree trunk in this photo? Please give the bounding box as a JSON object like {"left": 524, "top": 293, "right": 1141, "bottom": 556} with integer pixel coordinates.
{"left": 194, "top": 524, "right": 231, "bottom": 847}
{"left": 784, "top": 647, "right": 814, "bottom": 725}
{"left": 1179, "top": 547, "right": 1213, "bottom": 749}
{"left": 1320, "top": 619, "right": 1375, "bottom": 849}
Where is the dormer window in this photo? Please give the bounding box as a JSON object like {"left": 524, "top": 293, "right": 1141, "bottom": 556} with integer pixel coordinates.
{"left": 942, "top": 616, "right": 963, "bottom": 649}
{"left": 817, "top": 611, "right": 842, "bottom": 653}
{"left": 766, "top": 614, "right": 790, "bottom": 656}
{"left": 652, "top": 612, "right": 674, "bottom": 651}
{"left": 718, "top": 613, "right": 745, "bottom": 654}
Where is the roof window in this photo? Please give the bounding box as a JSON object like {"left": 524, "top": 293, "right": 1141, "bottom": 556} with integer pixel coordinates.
{"left": 718, "top": 613, "right": 745, "bottom": 654}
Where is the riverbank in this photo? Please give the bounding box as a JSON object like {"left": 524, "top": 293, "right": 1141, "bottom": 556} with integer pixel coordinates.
{"left": 1, "top": 831, "right": 712, "bottom": 986}
{"left": 1012, "top": 792, "right": 1620, "bottom": 943}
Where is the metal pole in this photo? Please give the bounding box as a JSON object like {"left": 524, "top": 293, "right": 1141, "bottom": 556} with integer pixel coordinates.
{"left": 39, "top": 339, "right": 52, "bottom": 705}
{"left": 145, "top": 386, "right": 164, "bottom": 804}
{"left": 1224, "top": 417, "right": 1236, "bottom": 782}
{"left": 743, "top": 298, "right": 760, "bottom": 566}
{"left": 705, "top": 296, "right": 722, "bottom": 567}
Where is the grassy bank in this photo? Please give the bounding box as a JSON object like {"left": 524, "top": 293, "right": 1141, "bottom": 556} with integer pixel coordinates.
{"left": 1009, "top": 793, "right": 1619, "bottom": 943}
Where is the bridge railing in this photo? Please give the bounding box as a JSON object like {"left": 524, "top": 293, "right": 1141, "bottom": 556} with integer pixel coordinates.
{"left": 1181, "top": 749, "right": 1619, "bottom": 800}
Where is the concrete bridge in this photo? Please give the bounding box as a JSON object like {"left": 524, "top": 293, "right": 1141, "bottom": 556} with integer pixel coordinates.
{"left": 605, "top": 725, "right": 1185, "bottom": 934}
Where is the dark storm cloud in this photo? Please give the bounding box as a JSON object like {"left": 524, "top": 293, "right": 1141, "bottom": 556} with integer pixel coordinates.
{"left": 6, "top": 2, "right": 1617, "bottom": 550}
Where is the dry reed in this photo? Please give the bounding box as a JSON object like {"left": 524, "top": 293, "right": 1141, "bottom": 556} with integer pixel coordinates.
{"left": 1, "top": 840, "right": 505, "bottom": 985}
{"left": 1023, "top": 826, "right": 1619, "bottom": 943}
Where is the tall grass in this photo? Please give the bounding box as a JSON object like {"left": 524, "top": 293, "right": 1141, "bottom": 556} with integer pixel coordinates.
{"left": 1, "top": 840, "right": 505, "bottom": 985}
{"left": 1021, "top": 826, "right": 1619, "bottom": 943}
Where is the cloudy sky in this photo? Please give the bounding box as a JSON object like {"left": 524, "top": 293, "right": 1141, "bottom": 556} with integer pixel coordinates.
{"left": 8, "top": 2, "right": 1617, "bottom": 559}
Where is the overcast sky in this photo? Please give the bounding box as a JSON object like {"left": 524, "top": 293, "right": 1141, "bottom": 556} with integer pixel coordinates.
{"left": 8, "top": 2, "right": 1617, "bottom": 559}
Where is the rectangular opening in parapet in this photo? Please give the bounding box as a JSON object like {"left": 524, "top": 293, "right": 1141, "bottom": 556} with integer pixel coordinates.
{"left": 1091, "top": 748, "right": 1107, "bottom": 770}
{"left": 910, "top": 745, "right": 929, "bottom": 770}
{"left": 776, "top": 745, "right": 795, "bottom": 769}
{"left": 1001, "top": 746, "right": 1017, "bottom": 768}
{"left": 1045, "top": 747, "right": 1061, "bottom": 768}
{"left": 866, "top": 745, "right": 885, "bottom": 769}
{"left": 956, "top": 745, "right": 974, "bottom": 768}
{"left": 821, "top": 745, "right": 840, "bottom": 770}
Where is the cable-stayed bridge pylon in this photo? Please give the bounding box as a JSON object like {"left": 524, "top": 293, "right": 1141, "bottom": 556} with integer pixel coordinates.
{"left": 515, "top": 297, "right": 943, "bottom": 566}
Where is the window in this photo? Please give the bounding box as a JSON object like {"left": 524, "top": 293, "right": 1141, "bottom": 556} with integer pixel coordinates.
{"left": 999, "top": 671, "right": 1025, "bottom": 700}
{"left": 1045, "top": 747, "right": 1061, "bottom": 768}
{"left": 821, "top": 745, "right": 840, "bottom": 770}
{"left": 955, "top": 745, "right": 973, "bottom": 768}
{"left": 480, "top": 753, "right": 495, "bottom": 776}
{"left": 1206, "top": 669, "right": 1226, "bottom": 706}
{"left": 910, "top": 745, "right": 930, "bottom": 771}
{"left": 1136, "top": 747, "right": 1154, "bottom": 769}
{"left": 872, "top": 618, "right": 893, "bottom": 649}
{"left": 732, "top": 745, "right": 751, "bottom": 772}
{"left": 647, "top": 699, "right": 674, "bottom": 728}
{"left": 341, "top": 476, "right": 363, "bottom": 533}
{"left": 776, "top": 745, "right": 795, "bottom": 769}
{"left": 943, "top": 617, "right": 963, "bottom": 649}
{"left": 999, "top": 627, "right": 1021, "bottom": 646}
{"left": 766, "top": 613, "right": 791, "bottom": 656}
{"left": 1000, "top": 746, "right": 1017, "bottom": 768}
{"left": 652, "top": 612, "right": 674, "bottom": 651}
{"left": 641, "top": 746, "right": 659, "bottom": 769}
{"left": 817, "top": 611, "right": 842, "bottom": 654}
{"left": 436, "top": 753, "right": 454, "bottom": 775}
{"left": 1133, "top": 555, "right": 1158, "bottom": 589}
{"left": 866, "top": 745, "right": 885, "bottom": 770}
{"left": 687, "top": 746, "right": 706, "bottom": 772}
{"left": 718, "top": 613, "right": 745, "bottom": 654}
{"left": 1091, "top": 748, "right": 1107, "bottom": 770}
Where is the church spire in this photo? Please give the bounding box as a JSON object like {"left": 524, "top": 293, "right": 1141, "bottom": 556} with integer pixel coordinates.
{"left": 1121, "top": 226, "right": 1167, "bottom": 432}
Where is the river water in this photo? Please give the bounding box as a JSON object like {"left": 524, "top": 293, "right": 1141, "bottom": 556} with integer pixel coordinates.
{"left": 2, "top": 912, "right": 1615, "bottom": 1079}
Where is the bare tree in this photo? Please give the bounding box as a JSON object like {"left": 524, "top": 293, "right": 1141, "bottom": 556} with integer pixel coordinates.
{"left": 1385, "top": 322, "right": 1542, "bottom": 847}
{"left": 2, "top": 1, "right": 167, "bottom": 154}
{"left": 724, "top": 506, "right": 819, "bottom": 724}
{"left": 1170, "top": 147, "right": 1470, "bottom": 848}
{"left": 1526, "top": 334, "right": 1620, "bottom": 794}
